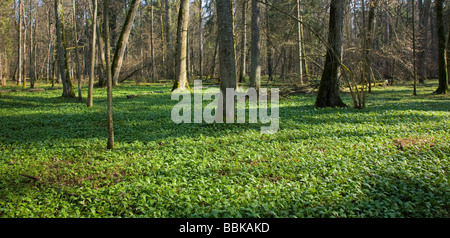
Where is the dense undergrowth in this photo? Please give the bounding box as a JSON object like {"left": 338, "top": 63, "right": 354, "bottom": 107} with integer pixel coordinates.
{"left": 0, "top": 80, "right": 449, "bottom": 218}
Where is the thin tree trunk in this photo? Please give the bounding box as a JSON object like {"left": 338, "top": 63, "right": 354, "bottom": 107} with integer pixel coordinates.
{"left": 434, "top": 0, "right": 448, "bottom": 94}
{"left": 412, "top": 0, "right": 417, "bottom": 96}
{"left": 199, "top": 0, "right": 203, "bottom": 81}
{"left": 73, "top": 0, "right": 82, "bottom": 102}
{"left": 172, "top": 0, "right": 189, "bottom": 91}
{"left": 239, "top": 0, "right": 247, "bottom": 83}
{"left": 111, "top": 0, "right": 141, "bottom": 86}
{"left": 315, "top": 0, "right": 346, "bottom": 108}
{"left": 150, "top": 0, "right": 155, "bottom": 82}
{"left": 29, "top": 0, "right": 35, "bottom": 88}
{"left": 87, "top": 0, "right": 97, "bottom": 106}
{"left": 266, "top": 0, "right": 273, "bottom": 86}
{"left": 164, "top": 0, "right": 172, "bottom": 79}
{"left": 104, "top": 0, "right": 114, "bottom": 149}
{"left": 96, "top": 18, "right": 106, "bottom": 87}
{"left": 17, "top": 0, "right": 23, "bottom": 86}
{"left": 250, "top": 0, "right": 261, "bottom": 90}
{"left": 297, "top": 0, "right": 303, "bottom": 85}
{"left": 216, "top": 0, "right": 237, "bottom": 121}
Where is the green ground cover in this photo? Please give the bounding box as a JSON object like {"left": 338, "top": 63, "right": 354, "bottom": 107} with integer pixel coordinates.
{"left": 0, "top": 81, "right": 449, "bottom": 217}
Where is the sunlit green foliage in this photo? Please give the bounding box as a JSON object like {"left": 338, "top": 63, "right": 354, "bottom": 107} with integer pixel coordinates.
{"left": 0, "top": 81, "right": 449, "bottom": 218}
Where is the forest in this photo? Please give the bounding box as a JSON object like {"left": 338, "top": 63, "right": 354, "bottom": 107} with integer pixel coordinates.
{"left": 0, "top": 0, "right": 449, "bottom": 219}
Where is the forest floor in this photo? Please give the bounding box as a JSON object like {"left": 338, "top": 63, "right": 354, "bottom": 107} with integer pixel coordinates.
{"left": 0, "top": 80, "right": 449, "bottom": 218}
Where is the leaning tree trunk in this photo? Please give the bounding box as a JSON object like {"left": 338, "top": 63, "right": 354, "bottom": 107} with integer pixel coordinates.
{"left": 54, "top": 0, "right": 75, "bottom": 98}
{"left": 315, "top": 0, "right": 346, "bottom": 108}
{"left": 104, "top": 0, "right": 114, "bottom": 149}
{"left": 434, "top": 0, "right": 448, "bottom": 94}
{"left": 250, "top": 0, "right": 261, "bottom": 90}
{"left": 216, "top": 0, "right": 237, "bottom": 122}
{"left": 111, "top": 0, "right": 141, "bottom": 86}
{"left": 87, "top": 0, "right": 97, "bottom": 107}
{"left": 171, "top": 0, "right": 190, "bottom": 91}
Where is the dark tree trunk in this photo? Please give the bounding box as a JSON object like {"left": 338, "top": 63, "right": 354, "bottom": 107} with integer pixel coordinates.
{"left": 216, "top": 0, "right": 237, "bottom": 121}
{"left": 434, "top": 0, "right": 448, "bottom": 94}
{"left": 315, "top": 0, "right": 346, "bottom": 108}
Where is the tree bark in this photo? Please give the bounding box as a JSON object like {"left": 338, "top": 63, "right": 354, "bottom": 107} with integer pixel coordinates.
{"left": 72, "top": 0, "right": 82, "bottom": 102}
{"left": 150, "top": 0, "right": 155, "bottom": 82}
{"left": 315, "top": 0, "right": 346, "bottom": 108}
{"left": 434, "top": 0, "right": 448, "bottom": 94}
{"left": 104, "top": 0, "right": 114, "bottom": 149}
{"left": 87, "top": 0, "right": 97, "bottom": 106}
{"left": 54, "top": 0, "right": 75, "bottom": 98}
{"left": 171, "top": 0, "right": 190, "bottom": 91}
{"left": 417, "top": 0, "right": 431, "bottom": 84}
{"left": 297, "top": 0, "right": 304, "bottom": 85}
{"left": 250, "top": 0, "right": 261, "bottom": 90}
{"left": 111, "top": 0, "right": 141, "bottom": 86}
{"left": 199, "top": 0, "right": 203, "bottom": 81}
{"left": 239, "top": 0, "right": 247, "bottom": 83}
{"left": 17, "top": 0, "right": 23, "bottom": 86}
{"left": 216, "top": 0, "right": 237, "bottom": 121}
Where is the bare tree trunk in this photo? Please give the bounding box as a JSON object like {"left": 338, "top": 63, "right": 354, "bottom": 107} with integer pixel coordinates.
{"left": 216, "top": 0, "right": 237, "bottom": 121}
{"left": 250, "top": 0, "right": 261, "bottom": 90}
{"left": 164, "top": 0, "right": 172, "bottom": 79}
{"left": 412, "top": 0, "right": 417, "bottom": 96}
{"left": 172, "top": 0, "right": 190, "bottom": 91}
{"left": 17, "top": 0, "right": 23, "bottom": 86}
{"left": 54, "top": 0, "right": 75, "bottom": 97}
{"left": 363, "top": 0, "right": 376, "bottom": 94}
{"left": 417, "top": 0, "right": 431, "bottom": 84}
{"left": 434, "top": 0, "right": 448, "bottom": 94}
{"left": 96, "top": 19, "right": 106, "bottom": 87}
{"left": 87, "top": 0, "right": 97, "bottom": 106}
{"left": 72, "top": 0, "right": 82, "bottom": 102}
{"left": 266, "top": 0, "right": 273, "bottom": 85}
{"left": 315, "top": 0, "right": 346, "bottom": 108}
{"left": 150, "top": 0, "right": 155, "bottom": 82}
{"left": 199, "top": 0, "right": 203, "bottom": 81}
{"left": 29, "top": 0, "right": 35, "bottom": 88}
{"left": 239, "top": 0, "right": 247, "bottom": 83}
{"left": 297, "top": 0, "right": 303, "bottom": 85}
{"left": 111, "top": 0, "right": 141, "bottom": 86}
{"left": 104, "top": 0, "right": 114, "bottom": 149}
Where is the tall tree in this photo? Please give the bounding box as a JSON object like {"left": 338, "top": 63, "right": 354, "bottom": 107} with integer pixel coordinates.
{"left": 104, "top": 0, "right": 114, "bottom": 149}
{"left": 239, "top": 0, "right": 247, "bottom": 83}
{"left": 250, "top": 0, "right": 261, "bottom": 90}
{"left": 149, "top": 0, "right": 155, "bottom": 82}
{"left": 17, "top": 0, "right": 23, "bottom": 86}
{"left": 111, "top": 0, "right": 141, "bottom": 86}
{"left": 434, "top": 0, "right": 448, "bottom": 94}
{"left": 199, "top": 0, "right": 203, "bottom": 81}
{"left": 87, "top": 0, "right": 97, "bottom": 107}
{"left": 297, "top": 0, "right": 304, "bottom": 85}
{"left": 54, "top": 0, "right": 75, "bottom": 98}
{"left": 315, "top": 0, "right": 346, "bottom": 108}
{"left": 216, "top": 0, "right": 237, "bottom": 121}
{"left": 72, "top": 0, "right": 82, "bottom": 102}
{"left": 172, "top": 0, "right": 190, "bottom": 91}
{"left": 417, "top": 0, "right": 431, "bottom": 84}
